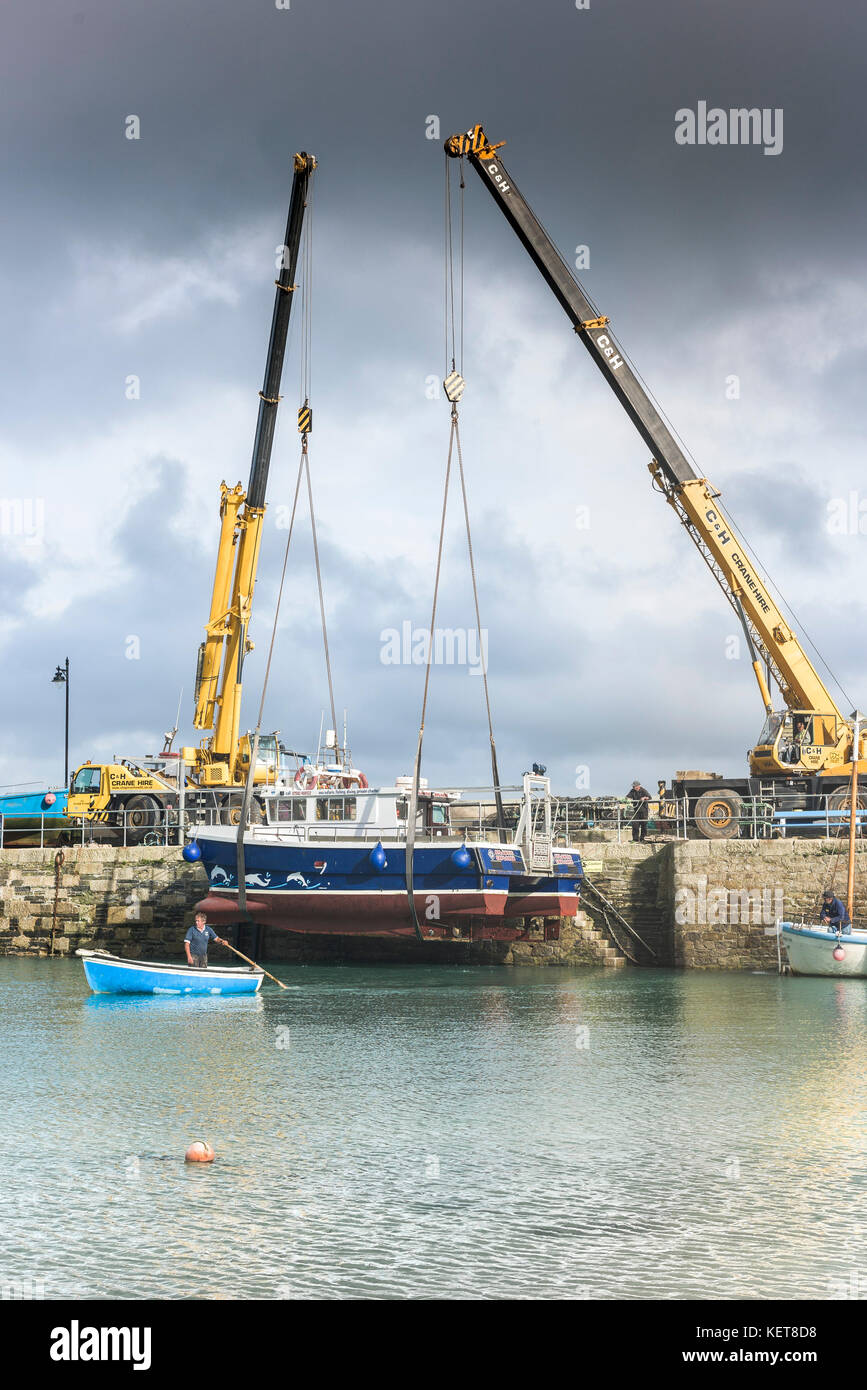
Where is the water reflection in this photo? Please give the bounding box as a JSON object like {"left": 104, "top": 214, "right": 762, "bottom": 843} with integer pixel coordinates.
{"left": 1, "top": 958, "right": 865, "bottom": 1299}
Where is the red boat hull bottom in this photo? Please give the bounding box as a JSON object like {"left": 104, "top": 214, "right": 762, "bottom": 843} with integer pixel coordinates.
{"left": 195, "top": 889, "right": 579, "bottom": 940}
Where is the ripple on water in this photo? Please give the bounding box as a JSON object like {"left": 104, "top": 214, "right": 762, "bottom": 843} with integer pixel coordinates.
{"left": 0, "top": 958, "right": 864, "bottom": 1298}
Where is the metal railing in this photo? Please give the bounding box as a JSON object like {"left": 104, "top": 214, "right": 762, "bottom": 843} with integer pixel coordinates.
{"left": 0, "top": 805, "right": 227, "bottom": 851}
{"left": 1, "top": 792, "right": 863, "bottom": 850}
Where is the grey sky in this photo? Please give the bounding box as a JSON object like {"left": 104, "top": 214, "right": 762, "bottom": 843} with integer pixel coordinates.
{"left": 1, "top": 0, "right": 865, "bottom": 795}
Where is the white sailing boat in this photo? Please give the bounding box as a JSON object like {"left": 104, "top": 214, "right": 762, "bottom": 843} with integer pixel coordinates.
{"left": 780, "top": 709, "right": 867, "bottom": 976}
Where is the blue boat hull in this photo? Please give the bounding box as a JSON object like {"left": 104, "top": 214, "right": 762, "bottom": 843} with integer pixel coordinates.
{"left": 0, "top": 788, "right": 70, "bottom": 843}
{"left": 79, "top": 952, "right": 263, "bottom": 995}
{"left": 192, "top": 832, "right": 583, "bottom": 938}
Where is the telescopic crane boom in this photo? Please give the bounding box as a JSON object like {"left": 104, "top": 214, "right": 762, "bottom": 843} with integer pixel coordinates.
{"left": 193, "top": 152, "right": 316, "bottom": 789}
{"left": 446, "top": 125, "right": 862, "bottom": 830}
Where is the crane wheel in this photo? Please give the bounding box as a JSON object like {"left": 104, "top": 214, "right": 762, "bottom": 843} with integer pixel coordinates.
{"left": 828, "top": 786, "right": 867, "bottom": 812}
{"left": 693, "top": 788, "right": 743, "bottom": 840}
{"left": 828, "top": 786, "right": 867, "bottom": 835}
{"left": 219, "top": 795, "right": 266, "bottom": 826}
{"left": 219, "top": 794, "right": 248, "bottom": 827}
{"left": 124, "top": 794, "right": 163, "bottom": 844}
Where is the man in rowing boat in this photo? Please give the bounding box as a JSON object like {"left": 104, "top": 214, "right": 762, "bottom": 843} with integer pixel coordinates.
{"left": 184, "top": 911, "right": 229, "bottom": 968}
{"left": 819, "top": 889, "right": 851, "bottom": 934}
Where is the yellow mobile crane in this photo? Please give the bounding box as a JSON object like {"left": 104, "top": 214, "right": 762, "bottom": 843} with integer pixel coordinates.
{"left": 445, "top": 125, "right": 865, "bottom": 837}
{"left": 185, "top": 151, "right": 316, "bottom": 812}
{"left": 0, "top": 155, "right": 316, "bottom": 849}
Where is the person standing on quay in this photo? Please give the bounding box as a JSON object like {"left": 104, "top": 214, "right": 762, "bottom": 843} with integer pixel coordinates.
{"left": 627, "top": 781, "right": 651, "bottom": 842}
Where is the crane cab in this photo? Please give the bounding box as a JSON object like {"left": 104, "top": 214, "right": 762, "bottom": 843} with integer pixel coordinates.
{"left": 749, "top": 710, "right": 848, "bottom": 777}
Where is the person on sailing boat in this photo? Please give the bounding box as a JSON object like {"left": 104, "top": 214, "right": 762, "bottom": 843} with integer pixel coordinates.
{"left": 819, "top": 889, "right": 851, "bottom": 933}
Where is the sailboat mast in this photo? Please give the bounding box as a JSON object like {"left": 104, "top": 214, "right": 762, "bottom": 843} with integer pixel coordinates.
{"left": 846, "top": 710, "right": 862, "bottom": 924}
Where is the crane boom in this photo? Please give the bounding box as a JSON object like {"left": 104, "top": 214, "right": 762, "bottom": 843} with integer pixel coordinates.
{"left": 446, "top": 126, "right": 847, "bottom": 755}
{"left": 194, "top": 151, "right": 316, "bottom": 785}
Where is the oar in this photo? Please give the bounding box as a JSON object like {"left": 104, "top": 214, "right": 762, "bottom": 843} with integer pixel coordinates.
{"left": 222, "top": 940, "right": 289, "bottom": 990}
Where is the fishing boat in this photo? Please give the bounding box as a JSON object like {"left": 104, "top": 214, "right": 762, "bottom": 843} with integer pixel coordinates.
{"left": 189, "top": 771, "right": 583, "bottom": 941}
{"left": 178, "top": 153, "right": 583, "bottom": 944}
{"left": 780, "top": 709, "right": 866, "bottom": 977}
{"left": 76, "top": 948, "right": 263, "bottom": 995}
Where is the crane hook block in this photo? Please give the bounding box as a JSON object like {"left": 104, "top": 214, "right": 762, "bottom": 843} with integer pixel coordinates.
{"left": 443, "top": 370, "right": 465, "bottom": 403}
{"left": 298, "top": 404, "right": 313, "bottom": 434}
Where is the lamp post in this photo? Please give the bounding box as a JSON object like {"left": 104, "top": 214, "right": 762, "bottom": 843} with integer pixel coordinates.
{"left": 52, "top": 658, "right": 70, "bottom": 786}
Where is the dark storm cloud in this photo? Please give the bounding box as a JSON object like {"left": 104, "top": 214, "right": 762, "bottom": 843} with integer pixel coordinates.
{"left": 2, "top": 0, "right": 866, "bottom": 792}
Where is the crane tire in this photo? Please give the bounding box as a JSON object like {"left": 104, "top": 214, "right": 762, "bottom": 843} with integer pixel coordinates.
{"left": 219, "top": 795, "right": 245, "bottom": 827}
{"left": 123, "top": 794, "right": 163, "bottom": 844}
{"left": 693, "top": 788, "right": 743, "bottom": 840}
{"left": 828, "top": 786, "right": 867, "bottom": 812}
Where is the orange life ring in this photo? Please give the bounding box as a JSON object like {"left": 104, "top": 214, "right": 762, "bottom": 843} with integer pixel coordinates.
{"left": 293, "top": 768, "right": 319, "bottom": 792}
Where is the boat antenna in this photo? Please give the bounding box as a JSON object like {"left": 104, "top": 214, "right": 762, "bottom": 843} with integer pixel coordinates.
{"left": 316, "top": 710, "right": 324, "bottom": 764}
{"left": 846, "top": 709, "right": 863, "bottom": 925}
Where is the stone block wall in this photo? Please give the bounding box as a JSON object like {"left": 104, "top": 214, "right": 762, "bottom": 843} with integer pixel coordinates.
{"left": 0, "top": 846, "right": 206, "bottom": 958}
{"left": 2, "top": 838, "right": 864, "bottom": 970}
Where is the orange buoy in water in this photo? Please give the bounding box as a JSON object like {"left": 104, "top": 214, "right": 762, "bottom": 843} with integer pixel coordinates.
{"left": 185, "top": 1141, "right": 215, "bottom": 1163}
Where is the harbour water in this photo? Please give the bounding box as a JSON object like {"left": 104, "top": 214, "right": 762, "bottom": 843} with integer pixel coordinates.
{"left": 2, "top": 957, "right": 865, "bottom": 1300}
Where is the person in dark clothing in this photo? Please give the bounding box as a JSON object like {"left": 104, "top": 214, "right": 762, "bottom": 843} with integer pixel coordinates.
{"left": 819, "top": 889, "right": 852, "bottom": 933}
{"left": 627, "top": 781, "right": 651, "bottom": 842}
{"left": 184, "top": 911, "right": 229, "bottom": 968}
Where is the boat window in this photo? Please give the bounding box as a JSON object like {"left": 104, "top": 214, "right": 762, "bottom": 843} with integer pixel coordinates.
{"left": 276, "top": 797, "right": 306, "bottom": 822}
{"left": 315, "top": 797, "right": 357, "bottom": 822}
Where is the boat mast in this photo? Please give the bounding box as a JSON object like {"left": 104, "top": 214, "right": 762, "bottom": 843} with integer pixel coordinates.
{"left": 846, "top": 709, "right": 862, "bottom": 924}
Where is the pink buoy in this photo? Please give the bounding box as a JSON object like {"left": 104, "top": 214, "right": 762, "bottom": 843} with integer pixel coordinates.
{"left": 833, "top": 946, "right": 846, "bottom": 962}
{"left": 185, "top": 1141, "right": 215, "bottom": 1163}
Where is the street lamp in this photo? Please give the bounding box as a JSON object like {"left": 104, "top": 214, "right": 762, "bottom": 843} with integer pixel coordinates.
{"left": 52, "top": 658, "right": 70, "bottom": 786}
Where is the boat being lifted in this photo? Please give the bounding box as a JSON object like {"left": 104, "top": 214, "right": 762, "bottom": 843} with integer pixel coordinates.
{"left": 190, "top": 772, "right": 583, "bottom": 941}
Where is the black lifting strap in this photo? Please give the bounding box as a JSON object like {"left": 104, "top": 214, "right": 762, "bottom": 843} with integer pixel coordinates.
{"left": 405, "top": 404, "right": 504, "bottom": 941}
{"left": 453, "top": 408, "right": 505, "bottom": 832}
{"left": 235, "top": 451, "right": 305, "bottom": 916}
{"left": 405, "top": 418, "right": 455, "bottom": 942}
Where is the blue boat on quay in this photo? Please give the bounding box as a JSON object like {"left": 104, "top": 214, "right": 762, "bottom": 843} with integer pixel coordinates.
{"left": 76, "top": 949, "right": 264, "bottom": 996}
{"left": 0, "top": 786, "right": 69, "bottom": 845}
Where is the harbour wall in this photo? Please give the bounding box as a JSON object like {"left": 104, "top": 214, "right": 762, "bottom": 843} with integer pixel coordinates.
{"left": 0, "top": 840, "right": 864, "bottom": 969}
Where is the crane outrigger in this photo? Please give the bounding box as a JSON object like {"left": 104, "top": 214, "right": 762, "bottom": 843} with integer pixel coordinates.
{"left": 445, "top": 124, "right": 865, "bottom": 837}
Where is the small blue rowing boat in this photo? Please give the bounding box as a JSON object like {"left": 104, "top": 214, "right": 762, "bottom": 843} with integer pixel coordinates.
{"left": 76, "top": 949, "right": 263, "bottom": 996}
